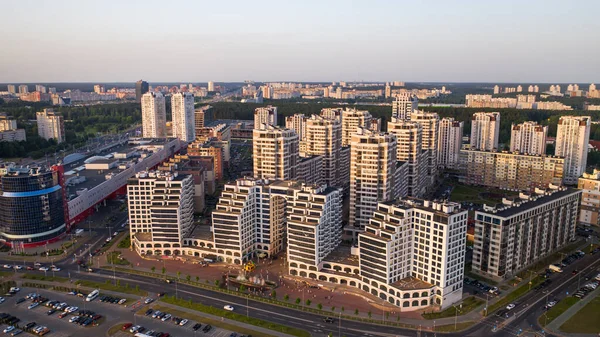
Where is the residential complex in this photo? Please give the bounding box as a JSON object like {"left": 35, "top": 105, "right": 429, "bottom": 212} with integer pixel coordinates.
{"left": 303, "top": 115, "right": 343, "bottom": 188}
{"left": 437, "top": 118, "right": 463, "bottom": 169}
{"left": 285, "top": 114, "right": 307, "bottom": 140}
{"left": 0, "top": 113, "right": 26, "bottom": 142}
{"left": 141, "top": 92, "right": 167, "bottom": 138}
{"left": 577, "top": 169, "right": 600, "bottom": 227}
{"left": 410, "top": 111, "right": 439, "bottom": 185}
{"left": 460, "top": 150, "right": 564, "bottom": 190}
{"left": 470, "top": 112, "right": 500, "bottom": 151}
{"left": 392, "top": 92, "right": 418, "bottom": 120}
{"left": 340, "top": 108, "right": 372, "bottom": 146}
{"left": 135, "top": 80, "right": 149, "bottom": 103}
{"left": 171, "top": 92, "right": 195, "bottom": 142}
{"left": 253, "top": 124, "right": 299, "bottom": 181}
{"left": 254, "top": 106, "right": 278, "bottom": 128}
{"left": 36, "top": 108, "right": 65, "bottom": 143}
{"left": 510, "top": 121, "right": 547, "bottom": 155}
{"left": 387, "top": 118, "right": 425, "bottom": 197}
{"left": 348, "top": 128, "right": 399, "bottom": 234}
{"left": 472, "top": 188, "right": 580, "bottom": 280}
{"left": 555, "top": 116, "right": 591, "bottom": 185}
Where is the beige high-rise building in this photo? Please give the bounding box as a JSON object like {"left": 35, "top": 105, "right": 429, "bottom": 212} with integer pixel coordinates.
{"left": 304, "top": 115, "right": 342, "bottom": 188}
{"left": 320, "top": 107, "right": 343, "bottom": 122}
{"left": 340, "top": 108, "right": 372, "bottom": 146}
{"left": 207, "top": 81, "right": 215, "bottom": 92}
{"left": 0, "top": 114, "right": 17, "bottom": 132}
{"left": 392, "top": 92, "right": 418, "bottom": 120}
{"left": 141, "top": 92, "right": 167, "bottom": 138}
{"left": 285, "top": 114, "right": 307, "bottom": 140}
{"left": 470, "top": 112, "right": 500, "bottom": 151}
{"left": 510, "top": 121, "right": 547, "bottom": 155}
{"left": 253, "top": 124, "right": 299, "bottom": 181}
{"left": 438, "top": 118, "right": 463, "bottom": 169}
{"left": 254, "top": 106, "right": 278, "bottom": 128}
{"left": 171, "top": 92, "right": 195, "bottom": 142}
{"left": 18, "top": 85, "right": 28, "bottom": 94}
{"left": 388, "top": 118, "right": 425, "bottom": 197}
{"left": 578, "top": 169, "right": 600, "bottom": 227}
{"left": 36, "top": 108, "right": 65, "bottom": 143}
{"left": 348, "top": 128, "right": 398, "bottom": 234}
{"left": 555, "top": 116, "right": 591, "bottom": 185}
{"left": 410, "top": 111, "right": 439, "bottom": 186}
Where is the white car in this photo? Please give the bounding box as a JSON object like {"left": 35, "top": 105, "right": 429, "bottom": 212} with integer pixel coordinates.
{"left": 118, "top": 298, "right": 126, "bottom": 305}
{"left": 0, "top": 297, "right": 5, "bottom": 303}
{"left": 39, "top": 267, "right": 49, "bottom": 272}
{"left": 224, "top": 305, "right": 234, "bottom": 311}
{"left": 51, "top": 267, "right": 61, "bottom": 272}
{"left": 161, "top": 314, "right": 172, "bottom": 322}
{"left": 69, "top": 316, "right": 80, "bottom": 323}
{"left": 13, "top": 266, "right": 22, "bottom": 270}
{"left": 546, "top": 301, "right": 557, "bottom": 308}
{"left": 179, "top": 319, "right": 188, "bottom": 326}
{"left": 3, "top": 264, "right": 12, "bottom": 269}
{"left": 129, "top": 325, "right": 141, "bottom": 333}
{"left": 144, "top": 298, "right": 154, "bottom": 304}
{"left": 28, "top": 302, "right": 39, "bottom": 309}
{"left": 3, "top": 326, "right": 14, "bottom": 333}
{"left": 9, "top": 287, "right": 20, "bottom": 293}
{"left": 506, "top": 303, "right": 516, "bottom": 310}
{"left": 67, "top": 306, "right": 79, "bottom": 313}
{"left": 151, "top": 311, "right": 161, "bottom": 319}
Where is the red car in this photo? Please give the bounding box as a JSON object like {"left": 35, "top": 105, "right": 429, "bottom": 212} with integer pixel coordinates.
{"left": 122, "top": 323, "right": 132, "bottom": 330}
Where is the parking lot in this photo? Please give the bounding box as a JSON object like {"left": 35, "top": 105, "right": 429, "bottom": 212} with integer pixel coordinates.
{"left": 0, "top": 288, "right": 237, "bottom": 337}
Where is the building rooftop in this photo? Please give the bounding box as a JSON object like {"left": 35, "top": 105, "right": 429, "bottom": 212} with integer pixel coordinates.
{"left": 391, "top": 276, "right": 433, "bottom": 291}
{"left": 189, "top": 225, "right": 214, "bottom": 241}
{"left": 477, "top": 187, "right": 580, "bottom": 218}
{"left": 382, "top": 197, "right": 464, "bottom": 216}
{"left": 322, "top": 245, "right": 359, "bottom": 267}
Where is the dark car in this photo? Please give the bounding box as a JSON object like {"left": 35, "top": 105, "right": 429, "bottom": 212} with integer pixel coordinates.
{"left": 46, "top": 309, "right": 56, "bottom": 315}
{"left": 24, "top": 322, "right": 36, "bottom": 330}
{"left": 15, "top": 298, "right": 25, "bottom": 304}
{"left": 323, "top": 317, "right": 335, "bottom": 323}
{"left": 145, "top": 309, "right": 153, "bottom": 316}
{"left": 192, "top": 323, "right": 202, "bottom": 331}
{"left": 203, "top": 324, "right": 212, "bottom": 332}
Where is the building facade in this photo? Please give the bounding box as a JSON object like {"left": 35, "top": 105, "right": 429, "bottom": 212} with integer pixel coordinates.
{"left": 411, "top": 111, "right": 439, "bottom": 186}
{"left": 135, "top": 80, "right": 149, "bottom": 103}
{"left": 304, "top": 115, "right": 343, "bottom": 188}
{"left": 470, "top": 112, "right": 500, "bottom": 151}
{"left": 254, "top": 106, "right": 278, "bottom": 128}
{"left": 141, "top": 92, "right": 167, "bottom": 138}
{"left": 392, "top": 92, "right": 418, "bottom": 120}
{"left": 578, "top": 169, "right": 600, "bottom": 227}
{"left": 253, "top": 124, "right": 299, "bottom": 181}
{"left": 555, "top": 116, "right": 591, "bottom": 185}
{"left": 388, "top": 118, "right": 425, "bottom": 197}
{"left": 171, "top": 92, "right": 195, "bottom": 142}
{"left": 285, "top": 114, "right": 307, "bottom": 140}
{"left": 437, "top": 118, "right": 463, "bottom": 169}
{"left": 510, "top": 121, "right": 548, "bottom": 155}
{"left": 36, "top": 108, "right": 65, "bottom": 143}
{"left": 472, "top": 188, "right": 580, "bottom": 280}
{"left": 340, "top": 108, "right": 372, "bottom": 147}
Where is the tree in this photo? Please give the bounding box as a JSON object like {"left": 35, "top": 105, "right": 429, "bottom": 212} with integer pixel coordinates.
{"left": 135, "top": 285, "right": 139, "bottom": 292}
{"left": 271, "top": 290, "right": 276, "bottom": 298}
{"left": 214, "top": 280, "right": 220, "bottom": 286}
{"left": 161, "top": 267, "right": 166, "bottom": 275}
{"left": 186, "top": 275, "right": 191, "bottom": 282}
{"left": 305, "top": 299, "right": 311, "bottom": 306}
{"left": 354, "top": 309, "right": 359, "bottom": 316}
{"left": 295, "top": 298, "right": 301, "bottom": 305}
{"left": 284, "top": 294, "right": 289, "bottom": 302}
{"left": 177, "top": 271, "right": 181, "bottom": 280}
{"left": 331, "top": 306, "right": 336, "bottom": 312}
{"left": 368, "top": 311, "right": 372, "bottom": 319}
{"left": 341, "top": 306, "right": 345, "bottom": 312}
{"left": 317, "top": 303, "right": 323, "bottom": 310}
{"left": 151, "top": 266, "right": 156, "bottom": 273}
{"left": 195, "top": 276, "right": 200, "bottom": 282}
{"left": 239, "top": 285, "right": 246, "bottom": 292}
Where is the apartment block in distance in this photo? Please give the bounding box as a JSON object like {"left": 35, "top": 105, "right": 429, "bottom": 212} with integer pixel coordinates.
{"left": 171, "top": 92, "right": 195, "bottom": 142}
{"left": 285, "top": 113, "right": 307, "bottom": 140}
{"left": 578, "top": 169, "right": 600, "bottom": 227}
{"left": 387, "top": 118, "right": 425, "bottom": 197}
{"left": 555, "top": 116, "right": 591, "bottom": 185}
{"left": 438, "top": 118, "right": 463, "bottom": 169}
{"left": 253, "top": 124, "right": 299, "bottom": 181}
{"left": 392, "top": 92, "right": 418, "bottom": 120}
{"left": 304, "top": 115, "right": 342, "bottom": 187}
{"left": 36, "top": 108, "right": 65, "bottom": 143}
{"left": 472, "top": 187, "right": 580, "bottom": 280}
{"left": 470, "top": 112, "right": 500, "bottom": 151}
{"left": 129, "top": 170, "right": 195, "bottom": 256}
{"left": 0, "top": 113, "right": 26, "bottom": 142}
{"left": 460, "top": 150, "right": 564, "bottom": 191}
{"left": 141, "top": 92, "right": 167, "bottom": 138}
{"left": 510, "top": 121, "right": 547, "bottom": 155}
{"left": 411, "top": 111, "right": 439, "bottom": 186}
{"left": 254, "top": 106, "right": 278, "bottom": 128}
{"left": 340, "top": 108, "right": 372, "bottom": 146}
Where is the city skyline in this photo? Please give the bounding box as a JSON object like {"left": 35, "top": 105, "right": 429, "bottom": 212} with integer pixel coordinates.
{"left": 1, "top": 0, "right": 599, "bottom": 83}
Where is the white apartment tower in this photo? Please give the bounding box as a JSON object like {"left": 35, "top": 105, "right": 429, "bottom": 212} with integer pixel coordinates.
{"left": 438, "top": 118, "right": 464, "bottom": 169}
{"left": 411, "top": 111, "right": 440, "bottom": 185}
{"left": 171, "top": 92, "right": 196, "bottom": 142}
{"left": 304, "top": 115, "right": 343, "bottom": 188}
{"left": 348, "top": 128, "right": 398, "bottom": 234}
{"left": 388, "top": 118, "right": 425, "bottom": 197}
{"left": 141, "top": 92, "right": 167, "bottom": 138}
{"left": 470, "top": 112, "right": 500, "bottom": 151}
{"left": 253, "top": 124, "right": 299, "bottom": 181}
{"left": 392, "top": 92, "right": 418, "bottom": 120}
{"left": 207, "top": 81, "right": 215, "bottom": 92}
{"left": 320, "top": 107, "right": 343, "bottom": 122}
{"left": 509, "top": 121, "right": 547, "bottom": 155}
{"left": 340, "top": 108, "right": 372, "bottom": 146}
{"left": 285, "top": 114, "right": 307, "bottom": 140}
{"left": 127, "top": 171, "right": 195, "bottom": 246}
{"left": 36, "top": 108, "right": 65, "bottom": 143}
{"left": 555, "top": 116, "right": 591, "bottom": 185}
{"left": 254, "top": 106, "right": 278, "bottom": 128}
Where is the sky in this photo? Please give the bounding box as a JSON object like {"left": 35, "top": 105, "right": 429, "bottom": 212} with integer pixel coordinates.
{"left": 1, "top": 0, "right": 599, "bottom": 83}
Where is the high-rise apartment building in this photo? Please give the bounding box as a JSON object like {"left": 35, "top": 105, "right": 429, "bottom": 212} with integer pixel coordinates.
{"left": 392, "top": 92, "right": 418, "bottom": 120}
{"left": 35, "top": 85, "right": 46, "bottom": 93}
{"left": 171, "top": 92, "right": 195, "bottom": 142}
{"left": 127, "top": 171, "right": 194, "bottom": 249}
{"left": 470, "top": 112, "right": 500, "bottom": 151}
{"left": 18, "top": 85, "right": 28, "bottom": 94}
{"left": 0, "top": 114, "right": 25, "bottom": 142}
{"left": 472, "top": 188, "right": 580, "bottom": 280}
{"left": 388, "top": 118, "right": 425, "bottom": 197}
{"left": 207, "top": 81, "right": 215, "bottom": 92}
{"left": 254, "top": 106, "right": 278, "bottom": 128}
{"left": 0, "top": 114, "right": 17, "bottom": 132}
{"left": 555, "top": 116, "right": 591, "bottom": 185}
{"left": 460, "top": 149, "right": 564, "bottom": 191}
{"left": 340, "top": 108, "right": 372, "bottom": 146}
{"left": 194, "top": 105, "right": 213, "bottom": 133}
{"left": 7, "top": 85, "right": 16, "bottom": 94}
{"left": 578, "top": 169, "right": 600, "bottom": 227}
{"left": 348, "top": 128, "right": 398, "bottom": 234}
{"left": 304, "top": 115, "right": 342, "bottom": 187}
{"left": 135, "top": 80, "right": 149, "bottom": 103}
{"left": 285, "top": 114, "right": 307, "bottom": 140}
{"left": 411, "top": 111, "right": 439, "bottom": 185}
{"left": 509, "top": 121, "right": 547, "bottom": 155}
{"left": 359, "top": 199, "right": 467, "bottom": 308}
{"left": 93, "top": 84, "right": 105, "bottom": 94}
{"left": 253, "top": 124, "right": 299, "bottom": 181}
{"left": 141, "top": 92, "right": 167, "bottom": 138}
{"left": 36, "top": 108, "right": 65, "bottom": 143}
{"left": 320, "top": 107, "right": 343, "bottom": 122}
{"left": 438, "top": 118, "right": 463, "bottom": 169}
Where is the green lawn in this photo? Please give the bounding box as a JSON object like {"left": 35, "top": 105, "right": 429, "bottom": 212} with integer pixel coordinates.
{"left": 560, "top": 295, "right": 600, "bottom": 333}
{"left": 435, "top": 321, "right": 475, "bottom": 332}
{"left": 539, "top": 297, "right": 579, "bottom": 327}
{"left": 487, "top": 275, "right": 545, "bottom": 315}
{"left": 423, "top": 297, "right": 483, "bottom": 319}
{"left": 448, "top": 183, "right": 517, "bottom": 206}
{"left": 21, "top": 273, "right": 69, "bottom": 283}
{"left": 74, "top": 279, "right": 147, "bottom": 296}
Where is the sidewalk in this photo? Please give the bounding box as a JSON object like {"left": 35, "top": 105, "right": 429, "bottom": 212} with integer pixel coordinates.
{"left": 546, "top": 286, "right": 600, "bottom": 336}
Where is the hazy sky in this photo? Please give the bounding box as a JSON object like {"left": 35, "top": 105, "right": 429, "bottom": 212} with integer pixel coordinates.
{"left": 1, "top": 0, "right": 599, "bottom": 83}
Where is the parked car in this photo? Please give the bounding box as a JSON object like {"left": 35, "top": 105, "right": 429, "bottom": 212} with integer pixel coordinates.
{"left": 224, "top": 305, "right": 234, "bottom": 311}
{"left": 506, "top": 303, "right": 516, "bottom": 310}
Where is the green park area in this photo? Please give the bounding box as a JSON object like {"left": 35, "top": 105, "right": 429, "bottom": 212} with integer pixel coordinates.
{"left": 560, "top": 295, "right": 600, "bottom": 333}
{"left": 539, "top": 297, "right": 579, "bottom": 327}
{"left": 448, "top": 183, "right": 518, "bottom": 206}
